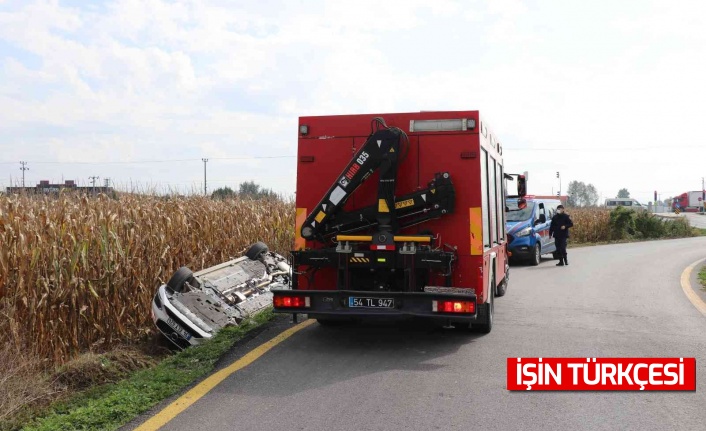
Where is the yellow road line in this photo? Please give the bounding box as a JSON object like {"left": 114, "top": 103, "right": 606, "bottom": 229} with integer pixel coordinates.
{"left": 135, "top": 319, "right": 316, "bottom": 431}
{"left": 680, "top": 257, "right": 706, "bottom": 318}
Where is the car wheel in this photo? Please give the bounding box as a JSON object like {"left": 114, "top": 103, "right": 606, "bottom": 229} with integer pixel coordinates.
{"left": 245, "top": 241, "right": 269, "bottom": 260}
{"left": 167, "top": 267, "right": 195, "bottom": 293}
{"left": 530, "top": 244, "right": 541, "bottom": 266}
{"left": 496, "top": 275, "right": 508, "bottom": 297}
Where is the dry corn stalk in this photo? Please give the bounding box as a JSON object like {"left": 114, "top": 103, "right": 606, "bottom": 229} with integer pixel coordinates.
{"left": 0, "top": 193, "right": 294, "bottom": 365}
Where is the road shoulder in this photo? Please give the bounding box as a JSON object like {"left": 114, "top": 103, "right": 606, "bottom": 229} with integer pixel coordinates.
{"left": 681, "top": 257, "right": 706, "bottom": 317}
{"left": 690, "top": 261, "right": 706, "bottom": 306}
{"left": 121, "top": 314, "right": 305, "bottom": 431}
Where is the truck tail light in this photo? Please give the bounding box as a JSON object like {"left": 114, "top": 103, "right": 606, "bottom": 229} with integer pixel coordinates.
{"left": 273, "top": 295, "right": 310, "bottom": 308}
{"left": 371, "top": 245, "right": 396, "bottom": 251}
{"left": 432, "top": 300, "right": 475, "bottom": 314}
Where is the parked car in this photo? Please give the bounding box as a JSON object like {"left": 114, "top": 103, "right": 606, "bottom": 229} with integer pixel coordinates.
{"left": 151, "top": 242, "right": 290, "bottom": 349}
{"left": 605, "top": 198, "right": 646, "bottom": 210}
{"left": 506, "top": 198, "right": 562, "bottom": 265}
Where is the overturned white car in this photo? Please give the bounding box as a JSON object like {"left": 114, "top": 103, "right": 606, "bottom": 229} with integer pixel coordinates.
{"left": 151, "top": 242, "right": 290, "bottom": 349}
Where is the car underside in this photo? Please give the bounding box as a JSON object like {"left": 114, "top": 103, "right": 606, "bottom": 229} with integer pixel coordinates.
{"left": 151, "top": 242, "right": 290, "bottom": 349}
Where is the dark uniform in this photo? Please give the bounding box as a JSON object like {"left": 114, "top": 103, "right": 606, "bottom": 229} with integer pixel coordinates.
{"left": 549, "top": 209, "right": 574, "bottom": 266}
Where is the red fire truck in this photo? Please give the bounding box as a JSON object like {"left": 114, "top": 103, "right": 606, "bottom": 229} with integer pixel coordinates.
{"left": 272, "top": 111, "right": 526, "bottom": 333}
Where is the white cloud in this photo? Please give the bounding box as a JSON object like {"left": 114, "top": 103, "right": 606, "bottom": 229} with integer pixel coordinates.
{"left": 0, "top": 0, "right": 704, "bottom": 201}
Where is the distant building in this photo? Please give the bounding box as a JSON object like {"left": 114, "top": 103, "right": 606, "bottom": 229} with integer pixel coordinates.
{"left": 6, "top": 180, "right": 114, "bottom": 195}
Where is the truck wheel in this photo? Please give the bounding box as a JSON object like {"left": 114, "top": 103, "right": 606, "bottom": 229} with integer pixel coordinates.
{"left": 496, "top": 276, "right": 508, "bottom": 297}
{"left": 530, "top": 244, "right": 541, "bottom": 266}
{"left": 496, "top": 264, "right": 509, "bottom": 297}
{"left": 475, "top": 277, "right": 494, "bottom": 334}
{"left": 245, "top": 242, "right": 269, "bottom": 260}
{"left": 167, "top": 267, "right": 195, "bottom": 293}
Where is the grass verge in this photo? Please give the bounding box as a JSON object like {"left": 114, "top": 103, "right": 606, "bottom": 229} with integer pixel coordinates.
{"left": 699, "top": 265, "right": 706, "bottom": 292}
{"left": 568, "top": 231, "right": 706, "bottom": 249}
{"left": 16, "top": 309, "right": 275, "bottom": 431}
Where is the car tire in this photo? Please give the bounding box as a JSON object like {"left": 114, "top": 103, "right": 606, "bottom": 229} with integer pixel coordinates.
{"left": 530, "top": 244, "right": 541, "bottom": 266}
{"left": 245, "top": 241, "right": 269, "bottom": 260}
{"left": 167, "top": 267, "right": 195, "bottom": 293}
{"left": 496, "top": 275, "right": 508, "bottom": 297}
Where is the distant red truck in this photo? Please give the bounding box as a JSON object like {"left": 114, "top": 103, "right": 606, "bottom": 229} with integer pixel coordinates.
{"left": 272, "top": 111, "right": 527, "bottom": 333}
{"left": 672, "top": 191, "right": 705, "bottom": 212}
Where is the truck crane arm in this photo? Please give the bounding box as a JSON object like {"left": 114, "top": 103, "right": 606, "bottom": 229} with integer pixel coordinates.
{"left": 315, "top": 172, "right": 455, "bottom": 238}
{"left": 300, "top": 118, "right": 456, "bottom": 243}
{"left": 301, "top": 118, "right": 405, "bottom": 241}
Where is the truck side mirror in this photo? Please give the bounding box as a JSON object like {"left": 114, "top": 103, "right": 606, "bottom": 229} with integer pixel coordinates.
{"left": 538, "top": 214, "right": 546, "bottom": 224}
{"left": 517, "top": 175, "right": 527, "bottom": 197}
{"left": 517, "top": 198, "right": 527, "bottom": 210}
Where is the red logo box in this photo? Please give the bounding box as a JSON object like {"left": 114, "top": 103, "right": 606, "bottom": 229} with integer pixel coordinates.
{"left": 507, "top": 357, "right": 696, "bottom": 391}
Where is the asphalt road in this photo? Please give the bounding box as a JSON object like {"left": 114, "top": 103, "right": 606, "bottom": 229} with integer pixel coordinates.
{"left": 683, "top": 213, "right": 706, "bottom": 229}
{"left": 134, "top": 237, "right": 706, "bottom": 431}
{"left": 657, "top": 212, "right": 706, "bottom": 229}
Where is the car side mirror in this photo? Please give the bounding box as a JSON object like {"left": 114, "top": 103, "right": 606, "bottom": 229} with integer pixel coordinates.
{"left": 517, "top": 175, "right": 527, "bottom": 197}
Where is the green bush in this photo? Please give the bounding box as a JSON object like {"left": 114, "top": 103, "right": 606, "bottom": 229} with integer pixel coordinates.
{"left": 609, "top": 206, "right": 636, "bottom": 239}
{"left": 634, "top": 211, "right": 665, "bottom": 239}
{"left": 663, "top": 217, "right": 693, "bottom": 238}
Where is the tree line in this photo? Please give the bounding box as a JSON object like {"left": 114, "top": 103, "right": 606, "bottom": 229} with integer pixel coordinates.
{"left": 211, "top": 181, "right": 278, "bottom": 200}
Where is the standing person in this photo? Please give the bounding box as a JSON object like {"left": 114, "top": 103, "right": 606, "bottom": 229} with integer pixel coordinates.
{"left": 549, "top": 204, "right": 574, "bottom": 266}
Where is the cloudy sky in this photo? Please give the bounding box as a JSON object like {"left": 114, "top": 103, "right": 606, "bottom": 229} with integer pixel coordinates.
{"left": 1, "top": 0, "right": 704, "bottom": 203}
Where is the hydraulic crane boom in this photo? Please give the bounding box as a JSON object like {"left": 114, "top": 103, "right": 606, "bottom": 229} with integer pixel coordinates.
{"left": 312, "top": 172, "right": 455, "bottom": 238}
{"left": 300, "top": 118, "right": 455, "bottom": 244}
{"left": 301, "top": 119, "right": 402, "bottom": 241}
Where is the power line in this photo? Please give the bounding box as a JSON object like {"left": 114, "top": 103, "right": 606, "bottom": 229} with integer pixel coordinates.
{"left": 505, "top": 146, "right": 705, "bottom": 151}
{"left": 0, "top": 155, "right": 296, "bottom": 165}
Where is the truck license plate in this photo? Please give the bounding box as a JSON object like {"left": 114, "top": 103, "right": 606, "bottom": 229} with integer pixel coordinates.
{"left": 348, "top": 297, "right": 395, "bottom": 308}
{"left": 166, "top": 316, "right": 192, "bottom": 340}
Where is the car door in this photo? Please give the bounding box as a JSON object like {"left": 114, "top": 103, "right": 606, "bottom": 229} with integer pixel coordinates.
{"left": 535, "top": 202, "right": 550, "bottom": 251}
{"left": 544, "top": 203, "right": 557, "bottom": 252}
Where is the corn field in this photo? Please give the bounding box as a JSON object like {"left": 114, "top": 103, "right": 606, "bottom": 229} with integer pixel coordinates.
{"left": 0, "top": 193, "right": 294, "bottom": 365}
{"left": 564, "top": 207, "right": 612, "bottom": 243}
{"left": 0, "top": 194, "right": 694, "bottom": 367}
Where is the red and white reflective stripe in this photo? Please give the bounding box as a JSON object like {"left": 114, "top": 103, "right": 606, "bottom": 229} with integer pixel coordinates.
{"left": 371, "top": 245, "right": 395, "bottom": 251}
{"left": 507, "top": 357, "right": 696, "bottom": 391}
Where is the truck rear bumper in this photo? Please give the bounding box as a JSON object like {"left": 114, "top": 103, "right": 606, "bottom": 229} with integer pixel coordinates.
{"left": 271, "top": 288, "right": 479, "bottom": 322}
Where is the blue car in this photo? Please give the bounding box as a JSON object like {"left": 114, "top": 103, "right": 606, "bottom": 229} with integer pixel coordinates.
{"left": 506, "top": 198, "right": 562, "bottom": 265}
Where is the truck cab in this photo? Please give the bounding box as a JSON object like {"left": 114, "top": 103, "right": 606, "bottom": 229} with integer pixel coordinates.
{"left": 506, "top": 198, "right": 561, "bottom": 265}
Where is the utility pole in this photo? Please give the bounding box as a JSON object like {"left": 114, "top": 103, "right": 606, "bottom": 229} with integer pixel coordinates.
{"left": 89, "top": 176, "right": 99, "bottom": 194}
{"left": 20, "top": 161, "right": 28, "bottom": 188}
{"left": 104, "top": 178, "right": 111, "bottom": 188}
{"left": 556, "top": 171, "right": 561, "bottom": 196}
{"left": 202, "top": 158, "right": 208, "bottom": 196}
